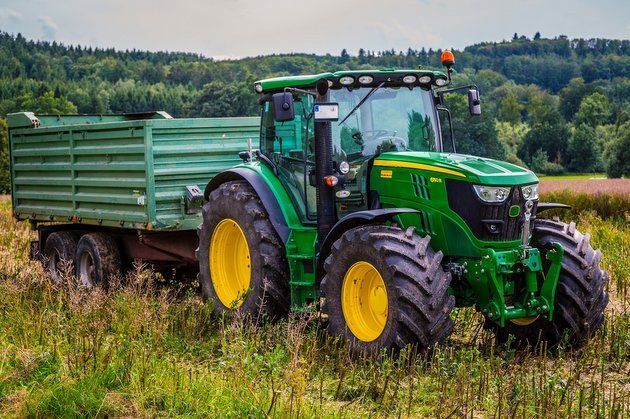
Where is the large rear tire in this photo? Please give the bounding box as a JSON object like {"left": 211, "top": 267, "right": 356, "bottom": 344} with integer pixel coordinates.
{"left": 197, "top": 181, "right": 290, "bottom": 320}
{"left": 493, "top": 219, "right": 609, "bottom": 349}
{"left": 44, "top": 231, "right": 78, "bottom": 283}
{"left": 321, "top": 225, "right": 454, "bottom": 356}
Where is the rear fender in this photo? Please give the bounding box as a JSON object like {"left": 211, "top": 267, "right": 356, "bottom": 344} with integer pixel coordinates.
{"left": 204, "top": 168, "right": 291, "bottom": 243}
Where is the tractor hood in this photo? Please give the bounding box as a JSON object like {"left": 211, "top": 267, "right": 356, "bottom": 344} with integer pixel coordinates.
{"left": 374, "top": 152, "right": 538, "bottom": 186}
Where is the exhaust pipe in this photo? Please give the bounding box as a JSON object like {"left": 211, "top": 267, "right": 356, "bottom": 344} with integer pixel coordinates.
{"left": 314, "top": 80, "right": 335, "bottom": 249}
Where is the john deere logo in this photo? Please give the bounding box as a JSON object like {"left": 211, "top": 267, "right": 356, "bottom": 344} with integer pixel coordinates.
{"left": 509, "top": 205, "right": 520, "bottom": 217}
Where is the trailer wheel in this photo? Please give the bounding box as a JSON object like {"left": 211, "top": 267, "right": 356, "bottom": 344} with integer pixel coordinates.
{"left": 321, "top": 225, "right": 454, "bottom": 356}
{"left": 44, "top": 231, "right": 78, "bottom": 282}
{"left": 197, "top": 181, "right": 290, "bottom": 320}
{"left": 492, "top": 219, "right": 609, "bottom": 349}
{"left": 74, "top": 233, "right": 121, "bottom": 288}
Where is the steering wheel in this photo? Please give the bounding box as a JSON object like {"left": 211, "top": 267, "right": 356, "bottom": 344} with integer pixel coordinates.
{"left": 361, "top": 136, "right": 409, "bottom": 155}
{"left": 352, "top": 130, "right": 389, "bottom": 144}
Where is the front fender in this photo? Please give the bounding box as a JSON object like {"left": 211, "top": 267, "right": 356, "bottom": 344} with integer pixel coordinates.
{"left": 315, "top": 208, "right": 420, "bottom": 285}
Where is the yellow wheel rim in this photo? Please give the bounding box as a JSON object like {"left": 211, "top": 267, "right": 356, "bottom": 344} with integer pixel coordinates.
{"left": 510, "top": 315, "right": 540, "bottom": 326}
{"left": 341, "top": 261, "right": 388, "bottom": 342}
{"left": 505, "top": 296, "right": 540, "bottom": 326}
{"left": 209, "top": 219, "right": 251, "bottom": 308}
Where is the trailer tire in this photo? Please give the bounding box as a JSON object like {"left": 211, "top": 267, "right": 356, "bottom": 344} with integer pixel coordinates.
{"left": 44, "top": 231, "right": 78, "bottom": 283}
{"left": 321, "top": 225, "right": 454, "bottom": 357}
{"left": 197, "top": 181, "right": 290, "bottom": 320}
{"left": 492, "top": 219, "right": 609, "bottom": 349}
{"left": 74, "top": 232, "right": 121, "bottom": 288}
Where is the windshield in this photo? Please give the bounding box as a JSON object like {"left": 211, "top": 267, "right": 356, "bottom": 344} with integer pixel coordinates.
{"left": 258, "top": 85, "right": 441, "bottom": 223}
{"left": 330, "top": 86, "right": 439, "bottom": 162}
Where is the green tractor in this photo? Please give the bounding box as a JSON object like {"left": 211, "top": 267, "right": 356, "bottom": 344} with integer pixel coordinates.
{"left": 197, "top": 53, "right": 608, "bottom": 354}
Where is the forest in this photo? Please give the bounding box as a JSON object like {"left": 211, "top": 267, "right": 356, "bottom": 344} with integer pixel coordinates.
{"left": 1, "top": 31, "right": 629, "bottom": 193}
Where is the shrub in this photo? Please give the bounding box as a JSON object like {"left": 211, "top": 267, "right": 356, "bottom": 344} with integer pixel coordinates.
{"left": 530, "top": 148, "right": 566, "bottom": 175}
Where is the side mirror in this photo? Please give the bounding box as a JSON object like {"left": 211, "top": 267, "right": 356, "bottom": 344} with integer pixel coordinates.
{"left": 468, "top": 89, "right": 481, "bottom": 116}
{"left": 272, "top": 92, "right": 294, "bottom": 122}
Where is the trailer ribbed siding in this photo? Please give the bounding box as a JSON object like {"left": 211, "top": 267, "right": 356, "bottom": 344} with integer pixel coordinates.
{"left": 8, "top": 113, "right": 258, "bottom": 231}
{"left": 150, "top": 118, "right": 259, "bottom": 229}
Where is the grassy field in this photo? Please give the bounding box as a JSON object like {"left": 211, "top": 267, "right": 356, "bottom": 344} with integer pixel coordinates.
{"left": 0, "top": 197, "right": 628, "bottom": 418}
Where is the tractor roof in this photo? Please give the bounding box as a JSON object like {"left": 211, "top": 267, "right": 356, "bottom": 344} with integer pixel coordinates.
{"left": 254, "top": 69, "right": 447, "bottom": 93}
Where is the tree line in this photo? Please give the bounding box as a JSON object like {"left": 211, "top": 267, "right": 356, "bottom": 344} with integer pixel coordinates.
{"left": 0, "top": 31, "right": 628, "bottom": 192}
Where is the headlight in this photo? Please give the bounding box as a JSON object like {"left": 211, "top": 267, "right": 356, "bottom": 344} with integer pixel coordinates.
{"left": 338, "top": 160, "right": 350, "bottom": 174}
{"left": 473, "top": 185, "right": 511, "bottom": 203}
{"left": 339, "top": 76, "right": 354, "bottom": 86}
{"left": 521, "top": 184, "right": 539, "bottom": 200}
{"left": 402, "top": 75, "right": 417, "bottom": 84}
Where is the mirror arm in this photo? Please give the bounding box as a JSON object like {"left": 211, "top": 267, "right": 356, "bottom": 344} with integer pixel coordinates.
{"left": 436, "top": 84, "right": 479, "bottom": 103}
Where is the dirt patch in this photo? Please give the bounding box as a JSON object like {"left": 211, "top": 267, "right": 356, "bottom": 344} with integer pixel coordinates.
{"left": 540, "top": 179, "right": 630, "bottom": 195}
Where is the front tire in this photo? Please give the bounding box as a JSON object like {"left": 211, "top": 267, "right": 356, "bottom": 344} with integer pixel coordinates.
{"left": 494, "top": 219, "right": 609, "bottom": 349}
{"left": 197, "top": 181, "right": 290, "bottom": 320}
{"left": 321, "top": 225, "right": 454, "bottom": 356}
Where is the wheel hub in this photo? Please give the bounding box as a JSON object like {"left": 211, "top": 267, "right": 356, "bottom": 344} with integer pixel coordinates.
{"left": 79, "top": 252, "right": 95, "bottom": 287}
{"left": 209, "top": 218, "right": 251, "bottom": 308}
{"left": 341, "top": 261, "right": 388, "bottom": 342}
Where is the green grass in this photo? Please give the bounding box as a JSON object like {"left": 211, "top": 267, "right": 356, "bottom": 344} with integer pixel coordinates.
{"left": 537, "top": 173, "right": 607, "bottom": 180}
{"left": 0, "top": 199, "right": 628, "bottom": 417}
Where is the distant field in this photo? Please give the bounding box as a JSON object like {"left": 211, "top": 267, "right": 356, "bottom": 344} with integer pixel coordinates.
{"left": 538, "top": 173, "right": 607, "bottom": 180}
{"left": 539, "top": 178, "right": 630, "bottom": 194}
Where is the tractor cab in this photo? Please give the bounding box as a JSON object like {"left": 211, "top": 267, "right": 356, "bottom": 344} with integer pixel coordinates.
{"left": 256, "top": 70, "right": 451, "bottom": 224}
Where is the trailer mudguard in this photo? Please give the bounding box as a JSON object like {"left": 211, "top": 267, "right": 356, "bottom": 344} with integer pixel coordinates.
{"left": 315, "top": 208, "right": 420, "bottom": 284}
{"left": 204, "top": 168, "right": 291, "bottom": 243}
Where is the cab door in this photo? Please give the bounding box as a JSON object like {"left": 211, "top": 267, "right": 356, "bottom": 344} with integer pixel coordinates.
{"left": 261, "top": 96, "right": 317, "bottom": 225}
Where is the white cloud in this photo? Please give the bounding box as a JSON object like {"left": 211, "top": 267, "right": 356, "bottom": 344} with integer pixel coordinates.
{"left": 1, "top": 0, "right": 628, "bottom": 58}
{"left": 37, "top": 15, "right": 58, "bottom": 40}
{"left": 0, "top": 7, "right": 21, "bottom": 24}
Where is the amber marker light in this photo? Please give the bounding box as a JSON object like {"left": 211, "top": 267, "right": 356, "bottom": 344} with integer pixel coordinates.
{"left": 325, "top": 175, "right": 339, "bottom": 187}
{"left": 441, "top": 51, "right": 455, "bottom": 67}
{"left": 441, "top": 51, "right": 455, "bottom": 83}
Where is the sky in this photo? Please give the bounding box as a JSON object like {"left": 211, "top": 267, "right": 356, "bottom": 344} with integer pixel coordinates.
{"left": 0, "top": 0, "right": 628, "bottom": 59}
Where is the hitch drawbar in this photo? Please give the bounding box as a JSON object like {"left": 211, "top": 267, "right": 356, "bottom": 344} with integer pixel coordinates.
{"left": 465, "top": 243, "right": 564, "bottom": 327}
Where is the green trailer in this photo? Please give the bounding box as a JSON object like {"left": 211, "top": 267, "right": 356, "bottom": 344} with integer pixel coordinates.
{"left": 7, "top": 111, "right": 257, "bottom": 283}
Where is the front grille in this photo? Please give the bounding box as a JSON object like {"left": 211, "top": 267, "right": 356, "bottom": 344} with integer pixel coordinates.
{"left": 446, "top": 179, "right": 537, "bottom": 242}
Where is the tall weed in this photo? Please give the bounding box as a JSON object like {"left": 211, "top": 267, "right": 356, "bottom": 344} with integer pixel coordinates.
{"left": 0, "top": 199, "right": 627, "bottom": 417}
{"left": 540, "top": 190, "right": 629, "bottom": 221}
